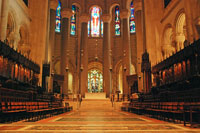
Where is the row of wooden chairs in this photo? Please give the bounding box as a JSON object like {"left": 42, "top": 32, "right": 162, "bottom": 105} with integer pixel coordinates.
{"left": 0, "top": 101, "right": 73, "bottom": 123}
{"left": 122, "top": 102, "right": 200, "bottom": 127}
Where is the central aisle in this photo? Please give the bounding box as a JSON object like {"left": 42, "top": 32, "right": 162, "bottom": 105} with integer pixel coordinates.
{"left": 0, "top": 99, "right": 199, "bottom": 132}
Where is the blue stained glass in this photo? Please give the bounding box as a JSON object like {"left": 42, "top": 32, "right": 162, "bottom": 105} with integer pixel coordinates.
{"left": 101, "top": 20, "right": 103, "bottom": 37}
{"left": 88, "top": 21, "right": 90, "bottom": 36}
{"left": 70, "top": 5, "right": 76, "bottom": 35}
{"left": 91, "top": 7, "right": 100, "bottom": 37}
{"left": 55, "top": 0, "right": 61, "bottom": 32}
{"left": 130, "top": 1, "right": 136, "bottom": 33}
{"left": 88, "top": 70, "right": 103, "bottom": 93}
{"left": 115, "top": 6, "right": 120, "bottom": 36}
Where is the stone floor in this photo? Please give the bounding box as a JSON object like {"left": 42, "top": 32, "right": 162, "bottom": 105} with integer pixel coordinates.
{"left": 0, "top": 99, "right": 200, "bottom": 132}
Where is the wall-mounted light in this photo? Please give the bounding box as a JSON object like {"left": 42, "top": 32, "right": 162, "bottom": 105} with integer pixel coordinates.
{"left": 123, "top": 65, "right": 127, "bottom": 71}
{"left": 80, "top": 64, "right": 84, "bottom": 71}
{"left": 65, "top": 65, "right": 69, "bottom": 72}
{"left": 51, "top": 71, "right": 55, "bottom": 77}
{"left": 109, "top": 66, "right": 112, "bottom": 72}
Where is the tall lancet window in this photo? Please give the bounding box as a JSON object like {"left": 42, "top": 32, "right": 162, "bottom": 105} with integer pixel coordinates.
{"left": 88, "top": 21, "right": 90, "bottom": 36}
{"left": 70, "top": 5, "right": 76, "bottom": 35}
{"left": 88, "top": 7, "right": 103, "bottom": 37}
{"left": 115, "top": 6, "right": 120, "bottom": 36}
{"left": 130, "top": 1, "right": 136, "bottom": 33}
{"left": 101, "top": 20, "right": 103, "bottom": 37}
{"left": 55, "top": 0, "right": 61, "bottom": 33}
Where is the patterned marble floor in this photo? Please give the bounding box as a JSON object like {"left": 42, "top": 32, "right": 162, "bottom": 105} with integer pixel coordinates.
{"left": 0, "top": 99, "right": 200, "bottom": 132}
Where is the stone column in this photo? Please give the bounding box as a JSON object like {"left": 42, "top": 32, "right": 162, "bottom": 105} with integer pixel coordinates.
{"left": 175, "top": 33, "right": 185, "bottom": 51}
{"left": 133, "top": 0, "right": 144, "bottom": 92}
{"left": 0, "top": 0, "right": 9, "bottom": 41}
{"left": 184, "top": 0, "right": 195, "bottom": 43}
{"left": 60, "top": 8, "right": 72, "bottom": 97}
{"left": 195, "top": 17, "right": 200, "bottom": 38}
{"left": 0, "top": 0, "right": 2, "bottom": 25}
{"left": 102, "top": 14, "right": 111, "bottom": 98}
{"left": 48, "top": 0, "right": 58, "bottom": 92}
{"left": 121, "top": 9, "right": 132, "bottom": 99}
{"left": 80, "top": 14, "right": 90, "bottom": 97}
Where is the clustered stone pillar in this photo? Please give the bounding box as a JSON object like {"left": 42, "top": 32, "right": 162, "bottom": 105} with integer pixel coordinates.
{"left": 0, "top": 0, "right": 2, "bottom": 26}
{"left": 102, "top": 14, "right": 111, "bottom": 98}
{"left": 196, "top": 18, "right": 200, "bottom": 37}
{"left": 121, "top": 9, "right": 132, "bottom": 99}
{"left": 80, "top": 14, "right": 89, "bottom": 98}
{"left": 184, "top": 0, "right": 195, "bottom": 43}
{"left": 175, "top": 33, "right": 185, "bottom": 51}
{"left": 60, "top": 8, "right": 72, "bottom": 97}
{"left": 0, "top": 0, "right": 9, "bottom": 41}
{"left": 134, "top": 0, "right": 144, "bottom": 92}
{"left": 48, "top": 0, "right": 58, "bottom": 92}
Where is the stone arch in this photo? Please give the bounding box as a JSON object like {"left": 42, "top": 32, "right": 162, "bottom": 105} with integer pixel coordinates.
{"left": 68, "top": 72, "right": 73, "bottom": 93}
{"left": 195, "top": 17, "right": 200, "bottom": 38}
{"left": 88, "top": 61, "right": 103, "bottom": 72}
{"left": 18, "top": 24, "right": 30, "bottom": 56}
{"left": 114, "top": 60, "right": 123, "bottom": 94}
{"left": 162, "top": 24, "right": 175, "bottom": 58}
{"left": 174, "top": 9, "right": 187, "bottom": 51}
{"left": 130, "top": 63, "right": 136, "bottom": 75}
{"left": 89, "top": 5, "right": 103, "bottom": 14}
{"left": 109, "top": 3, "right": 120, "bottom": 15}
{"left": 88, "top": 61, "right": 103, "bottom": 93}
{"left": 6, "top": 11, "right": 18, "bottom": 48}
{"left": 126, "top": 0, "right": 133, "bottom": 11}
{"left": 54, "top": 58, "right": 61, "bottom": 74}
{"left": 67, "top": 61, "right": 75, "bottom": 93}
{"left": 109, "top": 3, "right": 121, "bottom": 37}
{"left": 71, "top": 2, "right": 82, "bottom": 14}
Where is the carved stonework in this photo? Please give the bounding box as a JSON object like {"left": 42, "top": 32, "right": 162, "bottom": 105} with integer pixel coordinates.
{"left": 18, "top": 43, "right": 31, "bottom": 57}
{"left": 7, "top": 31, "right": 20, "bottom": 50}
{"left": 133, "top": 0, "right": 142, "bottom": 12}
{"left": 195, "top": 17, "right": 200, "bottom": 36}
{"left": 102, "top": 14, "right": 111, "bottom": 23}
{"left": 50, "top": 0, "right": 58, "bottom": 10}
{"left": 120, "top": 9, "right": 130, "bottom": 19}
{"left": 61, "top": 8, "right": 73, "bottom": 18}
{"left": 79, "top": 13, "right": 90, "bottom": 23}
{"left": 141, "top": 50, "right": 151, "bottom": 72}
{"left": 162, "top": 44, "right": 175, "bottom": 58}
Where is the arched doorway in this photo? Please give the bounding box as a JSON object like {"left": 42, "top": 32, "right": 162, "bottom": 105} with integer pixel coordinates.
{"left": 88, "top": 69, "right": 103, "bottom": 93}
{"left": 118, "top": 65, "right": 123, "bottom": 94}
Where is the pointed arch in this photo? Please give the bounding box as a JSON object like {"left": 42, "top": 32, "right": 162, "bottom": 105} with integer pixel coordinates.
{"left": 88, "top": 6, "right": 103, "bottom": 37}
{"left": 70, "top": 4, "right": 77, "bottom": 35}
{"left": 130, "top": 1, "right": 136, "bottom": 33}
{"left": 115, "top": 5, "right": 121, "bottom": 36}
{"left": 55, "top": 0, "right": 61, "bottom": 33}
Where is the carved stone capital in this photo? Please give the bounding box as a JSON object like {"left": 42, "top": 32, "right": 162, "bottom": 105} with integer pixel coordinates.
{"left": 120, "top": 9, "right": 130, "bottom": 19}
{"left": 102, "top": 14, "right": 111, "bottom": 23}
{"left": 176, "top": 33, "right": 185, "bottom": 43}
{"left": 50, "top": 0, "right": 58, "bottom": 10}
{"left": 133, "top": 0, "right": 142, "bottom": 12}
{"left": 80, "top": 13, "right": 90, "bottom": 23}
{"left": 61, "top": 8, "right": 72, "bottom": 18}
{"left": 195, "top": 16, "right": 200, "bottom": 25}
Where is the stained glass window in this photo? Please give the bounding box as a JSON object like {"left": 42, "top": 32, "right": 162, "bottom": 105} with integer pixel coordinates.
{"left": 91, "top": 7, "right": 100, "bottom": 37}
{"left": 55, "top": 0, "right": 61, "bottom": 33}
{"left": 88, "top": 7, "right": 103, "bottom": 37}
{"left": 130, "top": 1, "right": 136, "bottom": 33}
{"left": 88, "top": 21, "right": 90, "bottom": 36}
{"left": 101, "top": 20, "right": 103, "bottom": 36}
{"left": 88, "top": 69, "right": 103, "bottom": 93}
{"left": 70, "top": 5, "right": 76, "bottom": 35}
{"left": 115, "top": 6, "right": 120, "bottom": 36}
